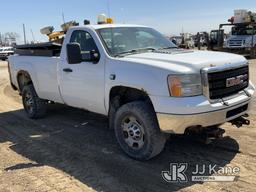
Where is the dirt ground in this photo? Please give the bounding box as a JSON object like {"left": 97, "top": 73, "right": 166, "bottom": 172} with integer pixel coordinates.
{"left": 0, "top": 59, "right": 255, "bottom": 192}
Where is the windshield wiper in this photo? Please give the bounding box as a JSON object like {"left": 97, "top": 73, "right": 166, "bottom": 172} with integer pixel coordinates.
{"left": 115, "top": 49, "right": 138, "bottom": 57}
{"left": 115, "top": 47, "right": 156, "bottom": 57}
{"left": 138, "top": 47, "right": 156, "bottom": 51}
{"left": 158, "top": 46, "right": 178, "bottom": 50}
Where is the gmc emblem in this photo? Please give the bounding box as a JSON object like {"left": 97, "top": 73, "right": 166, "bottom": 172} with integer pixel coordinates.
{"left": 226, "top": 74, "right": 247, "bottom": 88}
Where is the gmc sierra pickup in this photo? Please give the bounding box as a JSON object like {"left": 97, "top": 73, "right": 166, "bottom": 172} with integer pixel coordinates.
{"left": 8, "top": 24, "right": 255, "bottom": 160}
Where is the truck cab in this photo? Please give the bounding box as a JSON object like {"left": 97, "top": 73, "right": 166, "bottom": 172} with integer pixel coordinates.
{"left": 210, "top": 29, "right": 224, "bottom": 50}
{"left": 223, "top": 23, "right": 256, "bottom": 58}
{"left": 225, "top": 24, "right": 256, "bottom": 48}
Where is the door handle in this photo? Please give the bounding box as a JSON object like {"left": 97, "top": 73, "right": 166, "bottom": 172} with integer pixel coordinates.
{"left": 63, "top": 68, "right": 73, "bottom": 73}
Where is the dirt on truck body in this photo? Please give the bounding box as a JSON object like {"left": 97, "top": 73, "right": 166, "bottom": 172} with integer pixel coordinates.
{"left": 0, "top": 60, "right": 256, "bottom": 192}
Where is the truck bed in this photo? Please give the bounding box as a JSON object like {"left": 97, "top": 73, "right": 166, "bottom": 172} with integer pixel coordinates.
{"left": 15, "top": 42, "right": 62, "bottom": 57}
{"left": 9, "top": 54, "right": 63, "bottom": 103}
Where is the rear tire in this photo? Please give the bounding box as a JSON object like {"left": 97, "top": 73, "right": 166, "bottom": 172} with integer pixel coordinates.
{"left": 22, "top": 84, "right": 47, "bottom": 119}
{"left": 114, "top": 101, "right": 166, "bottom": 160}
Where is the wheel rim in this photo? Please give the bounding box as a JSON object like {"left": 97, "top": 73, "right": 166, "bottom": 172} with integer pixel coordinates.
{"left": 121, "top": 116, "right": 145, "bottom": 150}
{"left": 24, "top": 92, "right": 34, "bottom": 114}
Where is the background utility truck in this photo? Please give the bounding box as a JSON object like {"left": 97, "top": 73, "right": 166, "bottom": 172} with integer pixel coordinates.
{"left": 8, "top": 19, "right": 255, "bottom": 160}
{"left": 210, "top": 10, "right": 256, "bottom": 58}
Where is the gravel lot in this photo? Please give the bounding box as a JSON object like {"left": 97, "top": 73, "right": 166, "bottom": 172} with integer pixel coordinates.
{"left": 0, "top": 59, "right": 255, "bottom": 192}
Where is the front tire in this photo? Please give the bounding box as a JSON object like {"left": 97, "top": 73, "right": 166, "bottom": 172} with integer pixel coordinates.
{"left": 22, "top": 84, "right": 47, "bottom": 119}
{"left": 114, "top": 101, "right": 166, "bottom": 160}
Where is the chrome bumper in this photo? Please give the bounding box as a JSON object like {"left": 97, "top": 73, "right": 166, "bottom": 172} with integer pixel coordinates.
{"left": 157, "top": 101, "right": 251, "bottom": 134}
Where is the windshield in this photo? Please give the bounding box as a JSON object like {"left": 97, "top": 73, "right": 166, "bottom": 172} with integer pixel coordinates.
{"left": 232, "top": 26, "right": 256, "bottom": 35}
{"left": 97, "top": 27, "right": 177, "bottom": 56}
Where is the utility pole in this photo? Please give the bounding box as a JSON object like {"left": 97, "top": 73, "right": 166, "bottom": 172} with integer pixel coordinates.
{"left": 23, "top": 24, "right": 27, "bottom": 44}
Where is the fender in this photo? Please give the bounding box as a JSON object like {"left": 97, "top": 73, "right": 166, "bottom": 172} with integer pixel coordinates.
{"left": 104, "top": 59, "right": 171, "bottom": 113}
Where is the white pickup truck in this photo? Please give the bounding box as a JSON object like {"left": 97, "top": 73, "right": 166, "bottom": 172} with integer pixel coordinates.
{"left": 8, "top": 24, "right": 255, "bottom": 160}
{"left": 0, "top": 46, "right": 14, "bottom": 60}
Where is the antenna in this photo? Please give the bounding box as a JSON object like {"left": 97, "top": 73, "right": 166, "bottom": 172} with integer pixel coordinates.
{"left": 121, "top": 8, "right": 125, "bottom": 24}
{"left": 62, "top": 12, "right": 66, "bottom": 24}
{"left": 107, "top": 0, "right": 111, "bottom": 17}
{"left": 23, "top": 24, "right": 27, "bottom": 44}
{"left": 30, "top": 29, "right": 35, "bottom": 42}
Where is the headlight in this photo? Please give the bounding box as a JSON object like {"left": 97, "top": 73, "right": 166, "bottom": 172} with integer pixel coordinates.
{"left": 167, "top": 74, "right": 202, "bottom": 97}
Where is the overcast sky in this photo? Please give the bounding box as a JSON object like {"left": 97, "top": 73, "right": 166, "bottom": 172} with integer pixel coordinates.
{"left": 0, "top": 0, "right": 255, "bottom": 43}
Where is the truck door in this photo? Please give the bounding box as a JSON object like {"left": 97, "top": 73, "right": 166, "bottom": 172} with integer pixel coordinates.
{"left": 59, "top": 30, "right": 106, "bottom": 115}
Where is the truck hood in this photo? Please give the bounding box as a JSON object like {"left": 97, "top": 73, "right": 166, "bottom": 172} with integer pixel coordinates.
{"left": 120, "top": 49, "right": 247, "bottom": 73}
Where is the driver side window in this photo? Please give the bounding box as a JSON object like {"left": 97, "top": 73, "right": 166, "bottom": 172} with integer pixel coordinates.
{"left": 70, "top": 30, "right": 98, "bottom": 60}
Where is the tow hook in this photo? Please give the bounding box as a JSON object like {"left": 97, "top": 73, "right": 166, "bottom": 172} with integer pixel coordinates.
{"left": 230, "top": 114, "right": 250, "bottom": 128}
{"left": 203, "top": 127, "right": 226, "bottom": 139}
{"left": 202, "top": 127, "right": 226, "bottom": 144}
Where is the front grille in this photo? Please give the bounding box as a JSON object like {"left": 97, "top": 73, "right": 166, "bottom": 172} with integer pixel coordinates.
{"left": 208, "top": 66, "right": 249, "bottom": 100}
{"left": 228, "top": 39, "right": 243, "bottom": 47}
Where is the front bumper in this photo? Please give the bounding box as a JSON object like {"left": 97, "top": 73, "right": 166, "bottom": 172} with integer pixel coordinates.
{"left": 152, "top": 83, "right": 255, "bottom": 134}
{"left": 157, "top": 101, "right": 251, "bottom": 134}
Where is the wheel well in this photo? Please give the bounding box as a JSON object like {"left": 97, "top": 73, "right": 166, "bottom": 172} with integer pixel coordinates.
{"left": 109, "top": 86, "right": 154, "bottom": 114}
{"left": 17, "top": 71, "right": 33, "bottom": 92}
{"left": 108, "top": 86, "right": 155, "bottom": 129}
{"left": 110, "top": 86, "right": 152, "bottom": 106}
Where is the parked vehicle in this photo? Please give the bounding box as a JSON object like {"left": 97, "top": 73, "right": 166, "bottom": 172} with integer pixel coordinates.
{"left": 8, "top": 22, "right": 255, "bottom": 160}
{"left": 210, "top": 10, "right": 256, "bottom": 58}
{"left": 194, "top": 32, "right": 209, "bottom": 48}
{"left": 169, "top": 35, "right": 183, "bottom": 46}
{"left": 224, "top": 23, "right": 256, "bottom": 57}
{"left": 0, "top": 47, "right": 14, "bottom": 60}
{"left": 179, "top": 33, "right": 195, "bottom": 49}
{"left": 209, "top": 29, "right": 225, "bottom": 50}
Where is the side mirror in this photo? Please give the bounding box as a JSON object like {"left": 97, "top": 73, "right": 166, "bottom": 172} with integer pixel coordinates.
{"left": 66, "top": 43, "right": 82, "bottom": 64}
{"left": 90, "top": 50, "right": 100, "bottom": 63}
